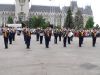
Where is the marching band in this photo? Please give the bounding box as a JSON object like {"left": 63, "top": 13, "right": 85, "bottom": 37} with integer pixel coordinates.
{"left": 1, "top": 26, "right": 99, "bottom": 49}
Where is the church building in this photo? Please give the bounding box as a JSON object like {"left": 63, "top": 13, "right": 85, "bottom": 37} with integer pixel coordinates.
{"left": 0, "top": 0, "right": 93, "bottom": 27}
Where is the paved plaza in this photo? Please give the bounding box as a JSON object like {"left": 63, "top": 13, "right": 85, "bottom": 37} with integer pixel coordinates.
{"left": 0, "top": 35, "right": 100, "bottom": 75}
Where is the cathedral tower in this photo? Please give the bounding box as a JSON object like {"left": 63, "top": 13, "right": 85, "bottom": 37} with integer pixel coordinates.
{"left": 15, "top": 0, "right": 30, "bottom": 22}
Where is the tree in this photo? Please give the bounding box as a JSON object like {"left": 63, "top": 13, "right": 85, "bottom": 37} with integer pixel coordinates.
{"left": 74, "top": 9, "right": 84, "bottom": 29}
{"left": 85, "top": 17, "right": 94, "bottom": 29}
{"left": 64, "top": 7, "right": 74, "bottom": 29}
{"left": 29, "top": 15, "right": 48, "bottom": 29}
{"left": 94, "top": 24, "right": 99, "bottom": 29}
{"left": 7, "top": 16, "right": 13, "bottom": 24}
{"left": 42, "top": 22, "right": 49, "bottom": 29}
{"left": 29, "top": 16, "right": 37, "bottom": 28}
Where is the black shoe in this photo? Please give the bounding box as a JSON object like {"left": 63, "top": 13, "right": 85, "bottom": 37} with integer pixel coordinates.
{"left": 93, "top": 45, "right": 95, "bottom": 47}
{"left": 27, "top": 46, "right": 30, "bottom": 49}
{"left": 9, "top": 43, "right": 11, "bottom": 44}
{"left": 64, "top": 46, "right": 66, "bottom": 47}
{"left": 5, "top": 47, "right": 8, "bottom": 49}
{"left": 27, "top": 48, "right": 30, "bottom": 49}
{"left": 46, "top": 46, "right": 49, "bottom": 48}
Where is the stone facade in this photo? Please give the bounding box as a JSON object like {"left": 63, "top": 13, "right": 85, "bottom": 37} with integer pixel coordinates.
{"left": 62, "top": 1, "right": 93, "bottom": 27}
{"left": 15, "top": 0, "right": 30, "bottom": 22}
{"left": 0, "top": 0, "right": 93, "bottom": 27}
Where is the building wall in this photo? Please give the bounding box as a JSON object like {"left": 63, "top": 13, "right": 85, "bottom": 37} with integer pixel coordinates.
{"left": 0, "top": 1, "right": 93, "bottom": 27}
{"left": 15, "top": 0, "right": 29, "bottom": 21}
{"left": 0, "top": 11, "right": 15, "bottom": 25}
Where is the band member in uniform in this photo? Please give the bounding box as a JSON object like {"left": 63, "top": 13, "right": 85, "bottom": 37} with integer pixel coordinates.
{"left": 70, "top": 30, "right": 74, "bottom": 41}
{"left": 63, "top": 30, "right": 67, "bottom": 47}
{"left": 44, "top": 30, "right": 50, "bottom": 48}
{"left": 36, "top": 28, "right": 40, "bottom": 41}
{"left": 49, "top": 28, "right": 52, "bottom": 41}
{"left": 25, "top": 28, "right": 31, "bottom": 49}
{"left": 40, "top": 29, "right": 44, "bottom": 44}
{"left": 68, "top": 30, "right": 71, "bottom": 44}
{"left": 9, "top": 28, "right": 13, "bottom": 44}
{"left": 54, "top": 29, "right": 58, "bottom": 44}
{"left": 3, "top": 26, "right": 9, "bottom": 49}
{"left": 92, "top": 29, "right": 97, "bottom": 47}
{"left": 58, "top": 29, "right": 62, "bottom": 41}
{"left": 12, "top": 27, "right": 16, "bottom": 41}
{"left": 68, "top": 30, "right": 73, "bottom": 44}
{"left": 81, "top": 30, "right": 84, "bottom": 44}
{"left": 23, "top": 27, "right": 27, "bottom": 44}
{"left": 78, "top": 31, "right": 83, "bottom": 47}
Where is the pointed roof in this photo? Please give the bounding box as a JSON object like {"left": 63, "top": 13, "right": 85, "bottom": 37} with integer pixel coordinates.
{"left": 30, "top": 5, "right": 61, "bottom": 13}
{"left": 0, "top": 4, "right": 15, "bottom": 11}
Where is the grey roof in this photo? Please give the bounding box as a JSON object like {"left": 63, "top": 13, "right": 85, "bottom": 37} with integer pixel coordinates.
{"left": 62, "top": 6, "right": 69, "bottom": 13}
{"left": 83, "top": 6, "right": 93, "bottom": 15}
{"left": 70, "top": 1, "right": 78, "bottom": 10}
{"left": 30, "top": 5, "right": 61, "bottom": 13}
{"left": 62, "top": 6, "right": 93, "bottom": 15}
{"left": 78, "top": 8, "right": 84, "bottom": 14}
{"left": 0, "top": 4, "right": 15, "bottom": 11}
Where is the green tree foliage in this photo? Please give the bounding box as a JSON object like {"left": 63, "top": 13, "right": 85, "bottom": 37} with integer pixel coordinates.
{"left": 64, "top": 7, "right": 74, "bottom": 29}
{"left": 37, "top": 16, "right": 46, "bottom": 27}
{"left": 85, "top": 17, "right": 94, "bottom": 29}
{"left": 29, "top": 16, "right": 37, "bottom": 28}
{"left": 74, "top": 9, "right": 84, "bottom": 29}
{"left": 7, "top": 16, "right": 13, "bottom": 24}
{"left": 29, "top": 16, "right": 48, "bottom": 29}
{"left": 93, "top": 24, "right": 99, "bottom": 29}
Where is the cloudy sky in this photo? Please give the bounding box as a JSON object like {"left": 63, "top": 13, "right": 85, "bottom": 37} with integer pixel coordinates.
{"left": 0, "top": 0, "right": 99, "bottom": 26}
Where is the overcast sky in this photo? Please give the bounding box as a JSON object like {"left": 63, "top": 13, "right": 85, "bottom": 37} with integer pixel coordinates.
{"left": 0, "top": 0, "right": 99, "bottom": 26}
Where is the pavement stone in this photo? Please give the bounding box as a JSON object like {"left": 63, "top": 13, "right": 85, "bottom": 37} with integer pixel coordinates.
{"left": 0, "top": 35, "right": 100, "bottom": 75}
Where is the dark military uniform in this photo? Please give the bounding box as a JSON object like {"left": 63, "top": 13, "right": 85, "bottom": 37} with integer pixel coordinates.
{"left": 36, "top": 29, "right": 40, "bottom": 41}
{"left": 12, "top": 28, "right": 16, "bottom": 41}
{"left": 70, "top": 31, "right": 74, "bottom": 41}
{"left": 25, "top": 29, "right": 31, "bottom": 49}
{"left": 58, "top": 30, "right": 62, "bottom": 41}
{"left": 40, "top": 30, "right": 44, "bottom": 44}
{"left": 3, "top": 28, "right": 9, "bottom": 49}
{"left": 68, "top": 31, "right": 71, "bottom": 44}
{"left": 54, "top": 30, "right": 58, "bottom": 44}
{"left": 23, "top": 28, "right": 27, "bottom": 44}
{"left": 9, "top": 29, "right": 13, "bottom": 44}
{"left": 49, "top": 30, "right": 52, "bottom": 41}
{"left": 63, "top": 31, "right": 67, "bottom": 47}
{"left": 79, "top": 31, "right": 83, "bottom": 47}
{"left": 81, "top": 31, "right": 84, "bottom": 44}
{"left": 92, "top": 31, "right": 97, "bottom": 47}
{"left": 44, "top": 30, "right": 50, "bottom": 48}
